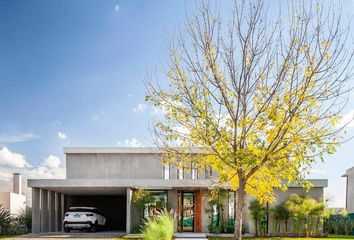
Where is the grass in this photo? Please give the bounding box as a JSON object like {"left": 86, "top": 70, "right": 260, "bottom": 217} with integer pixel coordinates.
{"left": 116, "top": 235, "right": 354, "bottom": 240}
{"left": 207, "top": 236, "right": 354, "bottom": 240}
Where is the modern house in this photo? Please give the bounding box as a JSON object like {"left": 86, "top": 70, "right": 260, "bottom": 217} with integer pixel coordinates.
{"left": 342, "top": 166, "right": 354, "bottom": 213}
{"left": 28, "top": 147, "right": 328, "bottom": 234}
{"left": 0, "top": 173, "right": 26, "bottom": 216}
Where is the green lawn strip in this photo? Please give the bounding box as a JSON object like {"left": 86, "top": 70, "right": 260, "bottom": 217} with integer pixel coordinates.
{"left": 117, "top": 235, "right": 354, "bottom": 240}
{"left": 208, "top": 237, "right": 354, "bottom": 240}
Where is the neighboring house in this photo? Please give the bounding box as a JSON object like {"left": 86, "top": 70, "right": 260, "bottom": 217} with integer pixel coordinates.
{"left": 342, "top": 166, "right": 354, "bottom": 213}
{"left": 0, "top": 173, "right": 26, "bottom": 216}
{"left": 28, "top": 147, "right": 327, "bottom": 234}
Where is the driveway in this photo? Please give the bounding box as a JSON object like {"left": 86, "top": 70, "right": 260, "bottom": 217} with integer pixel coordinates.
{"left": 12, "top": 231, "right": 125, "bottom": 239}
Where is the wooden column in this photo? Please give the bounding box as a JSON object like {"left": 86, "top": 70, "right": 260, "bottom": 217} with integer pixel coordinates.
{"left": 194, "top": 190, "right": 203, "bottom": 232}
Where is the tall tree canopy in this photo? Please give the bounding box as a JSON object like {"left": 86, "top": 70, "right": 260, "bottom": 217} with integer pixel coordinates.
{"left": 146, "top": 1, "right": 353, "bottom": 239}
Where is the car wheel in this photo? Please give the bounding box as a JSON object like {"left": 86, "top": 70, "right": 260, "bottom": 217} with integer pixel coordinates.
{"left": 91, "top": 222, "right": 98, "bottom": 232}
{"left": 64, "top": 227, "right": 70, "bottom": 233}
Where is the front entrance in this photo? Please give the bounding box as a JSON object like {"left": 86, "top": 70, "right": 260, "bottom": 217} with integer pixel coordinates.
{"left": 177, "top": 191, "right": 195, "bottom": 232}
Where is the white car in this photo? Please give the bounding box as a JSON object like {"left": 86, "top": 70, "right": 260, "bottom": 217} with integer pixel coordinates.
{"left": 63, "top": 207, "right": 106, "bottom": 232}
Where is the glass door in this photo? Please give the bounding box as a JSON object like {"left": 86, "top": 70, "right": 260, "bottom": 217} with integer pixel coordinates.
{"left": 177, "top": 191, "right": 195, "bottom": 232}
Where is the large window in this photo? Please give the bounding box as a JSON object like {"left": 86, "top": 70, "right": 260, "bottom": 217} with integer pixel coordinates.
{"left": 228, "top": 190, "right": 235, "bottom": 219}
{"left": 144, "top": 191, "right": 168, "bottom": 217}
{"left": 163, "top": 163, "right": 170, "bottom": 179}
{"left": 191, "top": 162, "right": 198, "bottom": 180}
{"left": 177, "top": 168, "right": 184, "bottom": 179}
{"left": 205, "top": 166, "right": 212, "bottom": 179}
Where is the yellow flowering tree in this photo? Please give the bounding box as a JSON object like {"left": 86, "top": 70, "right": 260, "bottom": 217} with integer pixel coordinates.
{"left": 146, "top": 1, "right": 353, "bottom": 239}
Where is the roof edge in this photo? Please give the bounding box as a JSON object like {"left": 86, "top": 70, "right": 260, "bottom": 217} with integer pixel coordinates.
{"left": 63, "top": 147, "right": 205, "bottom": 154}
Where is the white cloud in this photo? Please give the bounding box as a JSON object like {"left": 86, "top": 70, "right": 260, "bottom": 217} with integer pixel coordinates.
{"left": 42, "top": 155, "right": 61, "bottom": 169}
{"left": 310, "top": 168, "right": 326, "bottom": 175}
{"left": 91, "top": 109, "right": 105, "bottom": 122}
{"left": 0, "top": 149, "right": 66, "bottom": 205}
{"left": 133, "top": 103, "right": 147, "bottom": 113}
{"left": 117, "top": 138, "right": 144, "bottom": 147}
{"left": 0, "top": 147, "right": 30, "bottom": 168}
{"left": 150, "top": 106, "right": 168, "bottom": 115}
{"left": 114, "top": 4, "right": 120, "bottom": 12}
{"left": 52, "top": 120, "right": 61, "bottom": 127}
{"left": 337, "top": 110, "right": 354, "bottom": 129}
{"left": 57, "top": 132, "right": 67, "bottom": 140}
{"left": 0, "top": 133, "right": 39, "bottom": 144}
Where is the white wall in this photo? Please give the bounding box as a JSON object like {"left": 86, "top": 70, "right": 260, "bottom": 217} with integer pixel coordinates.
{"left": 9, "top": 192, "right": 26, "bottom": 216}
{"left": 0, "top": 192, "right": 26, "bottom": 216}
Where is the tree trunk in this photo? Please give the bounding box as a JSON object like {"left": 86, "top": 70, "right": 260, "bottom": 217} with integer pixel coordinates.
{"left": 234, "top": 184, "right": 246, "bottom": 240}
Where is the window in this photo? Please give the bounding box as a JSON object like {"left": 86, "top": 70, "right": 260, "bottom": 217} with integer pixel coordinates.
{"left": 228, "top": 190, "right": 235, "bottom": 219}
{"left": 163, "top": 163, "right": 170, "bottom": 179}
{"left": 191, "top": 162, "right": 198, "bottom": 180}
{"left": 144, "top": 191, "right": 168, "bottom": 218}
{"left": 205, "top": 166, "right": 212, "bottom": 179}
{"left": 177, "top": 167, "right": 184, "bottom": 179}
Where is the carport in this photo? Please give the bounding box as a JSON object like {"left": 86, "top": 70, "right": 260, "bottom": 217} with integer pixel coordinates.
{"left": 28, "top": 178, "right": 213, "bottom": 234}
{"left": 28, "top": 179, "right": 134, "bottom": 234}
{"left": 66, "top": 195, "right": 126, "bottom": 231}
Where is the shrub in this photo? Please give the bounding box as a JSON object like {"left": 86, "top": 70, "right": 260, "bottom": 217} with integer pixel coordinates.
{"left": 249, "top": 199, "right": 267, "bottom": 236}
{"left": 18, "top": 207, "right": 32, "bottom": 232}
{"left": 271, "top": 202, "right": 290, "bottom": 235}
{"left": 325, "top": 209, "right": 354, "bottom": 236}
{"left": 285, "top": 194, "right": 327, "bottom": 237}
{"left": 0, "top": 205, "right": 11, "bottom": 235}
{"left": 142, "top": 209, "right": 174, "bottom": 240}
{"left": 224, "top": 218, "right": 235, "bottom": 233}
{"left": 208, "top": 223, "right": 222, "bottom": 234}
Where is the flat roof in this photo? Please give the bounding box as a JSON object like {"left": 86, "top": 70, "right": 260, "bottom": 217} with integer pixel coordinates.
{"left": 63, "top": 147, "right": 205, "bottom": 154}
{"left": 28, "top": 178, "right": 328, "bottom": 193}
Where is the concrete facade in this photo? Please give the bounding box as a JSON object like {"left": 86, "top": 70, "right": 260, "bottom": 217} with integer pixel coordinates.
{"left": 0, "top": 173, "right": 26, "bottom": 216}
{"left": 28, "top": 147, "right": 328, "bottom": 234}
{"left": 343, "top": 167, "right": 354, "bottom": 213}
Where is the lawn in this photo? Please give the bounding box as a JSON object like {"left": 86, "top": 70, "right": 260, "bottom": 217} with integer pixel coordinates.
{"left": 207, "top": 236, "right": 354, "bottom": 240}
{"left": 117, "top": 235, "right": 354, "bottom": 240}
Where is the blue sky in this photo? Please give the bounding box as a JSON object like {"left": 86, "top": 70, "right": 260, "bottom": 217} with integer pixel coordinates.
{"left": 0, "top": 0, "right": 353, "bottom": 207}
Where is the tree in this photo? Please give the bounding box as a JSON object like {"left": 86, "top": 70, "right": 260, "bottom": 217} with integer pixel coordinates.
{"left": 271, "top": 202, "right": 290, "bottom": 235}
{"left": 132, "top": 189, "right": 153, "bottom": 223}
{"left": 145, "top": 1, "right": 353, "bottom": 239}
{"left": 249, "top": 200, "right": 266, "bottom": 236}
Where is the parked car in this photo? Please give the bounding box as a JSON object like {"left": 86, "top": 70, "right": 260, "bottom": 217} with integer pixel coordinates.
{"left": 63, "top": 207, "right": 106, "bottom": 232}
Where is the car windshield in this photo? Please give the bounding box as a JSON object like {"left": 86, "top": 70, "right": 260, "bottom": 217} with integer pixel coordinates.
{"left": 68, "top": 208, "right": 99, "bottom": 214}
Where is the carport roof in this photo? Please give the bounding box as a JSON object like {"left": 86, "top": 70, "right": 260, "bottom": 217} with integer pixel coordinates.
{"left": 28, "top": 178, "right": 328, "bottom": 194}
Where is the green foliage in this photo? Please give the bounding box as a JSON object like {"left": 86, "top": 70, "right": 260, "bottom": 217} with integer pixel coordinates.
{"left": 142, "top": 209, "right": 174, "bottom": 240}
{"left": 18, "top": 207, "right": 32, "bottom": 232}
{"left": 249, "top": 200, "right": 267, "bottom": 236}
{"left": 0, "top": 205, "right": 11, "bottom": 235}
{"left": 271, "top": 202, "right": 290, "bottom": 234}
{"left": 208, "top": 223, "right": 222, "bottom": 234}
{"left": 131, "top": 224, "right": 143, "bottom": 234}
{"left": 205, "top": 189, "right": 227, "bottom": 233}
{"left": 132, "top": 189, "right": 153, "bottom": 221}
{"left": 285, "top": 194, "right": 327, "bottom": 237}
{"left": 325, "top": 210, "right": 354, "bottom": 236}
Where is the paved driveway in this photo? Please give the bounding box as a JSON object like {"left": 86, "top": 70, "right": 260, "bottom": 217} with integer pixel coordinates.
{"left": 12, "top": 231, "right": 125, "bottom": 239}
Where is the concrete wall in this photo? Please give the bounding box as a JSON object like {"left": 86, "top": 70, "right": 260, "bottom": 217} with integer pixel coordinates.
{"left": 0, "top": 192, "right": 10, "bottom": 211}
{"left": 197, "top": 187, "right": 324, "bottom": 234}
{"left": 66, "top": 153, "right": 213, "bottom": 180}
{"left": 0, "top": 192, "right": 26, "bottom": 216}
{"left": 67, "top": 153, "right": 163, "bottom": 179}
{"left": 347, "top": 172, "right": 354, "bottom": 213}
{"left": 9, "top": 192, "right": 26, "bottom": 216}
